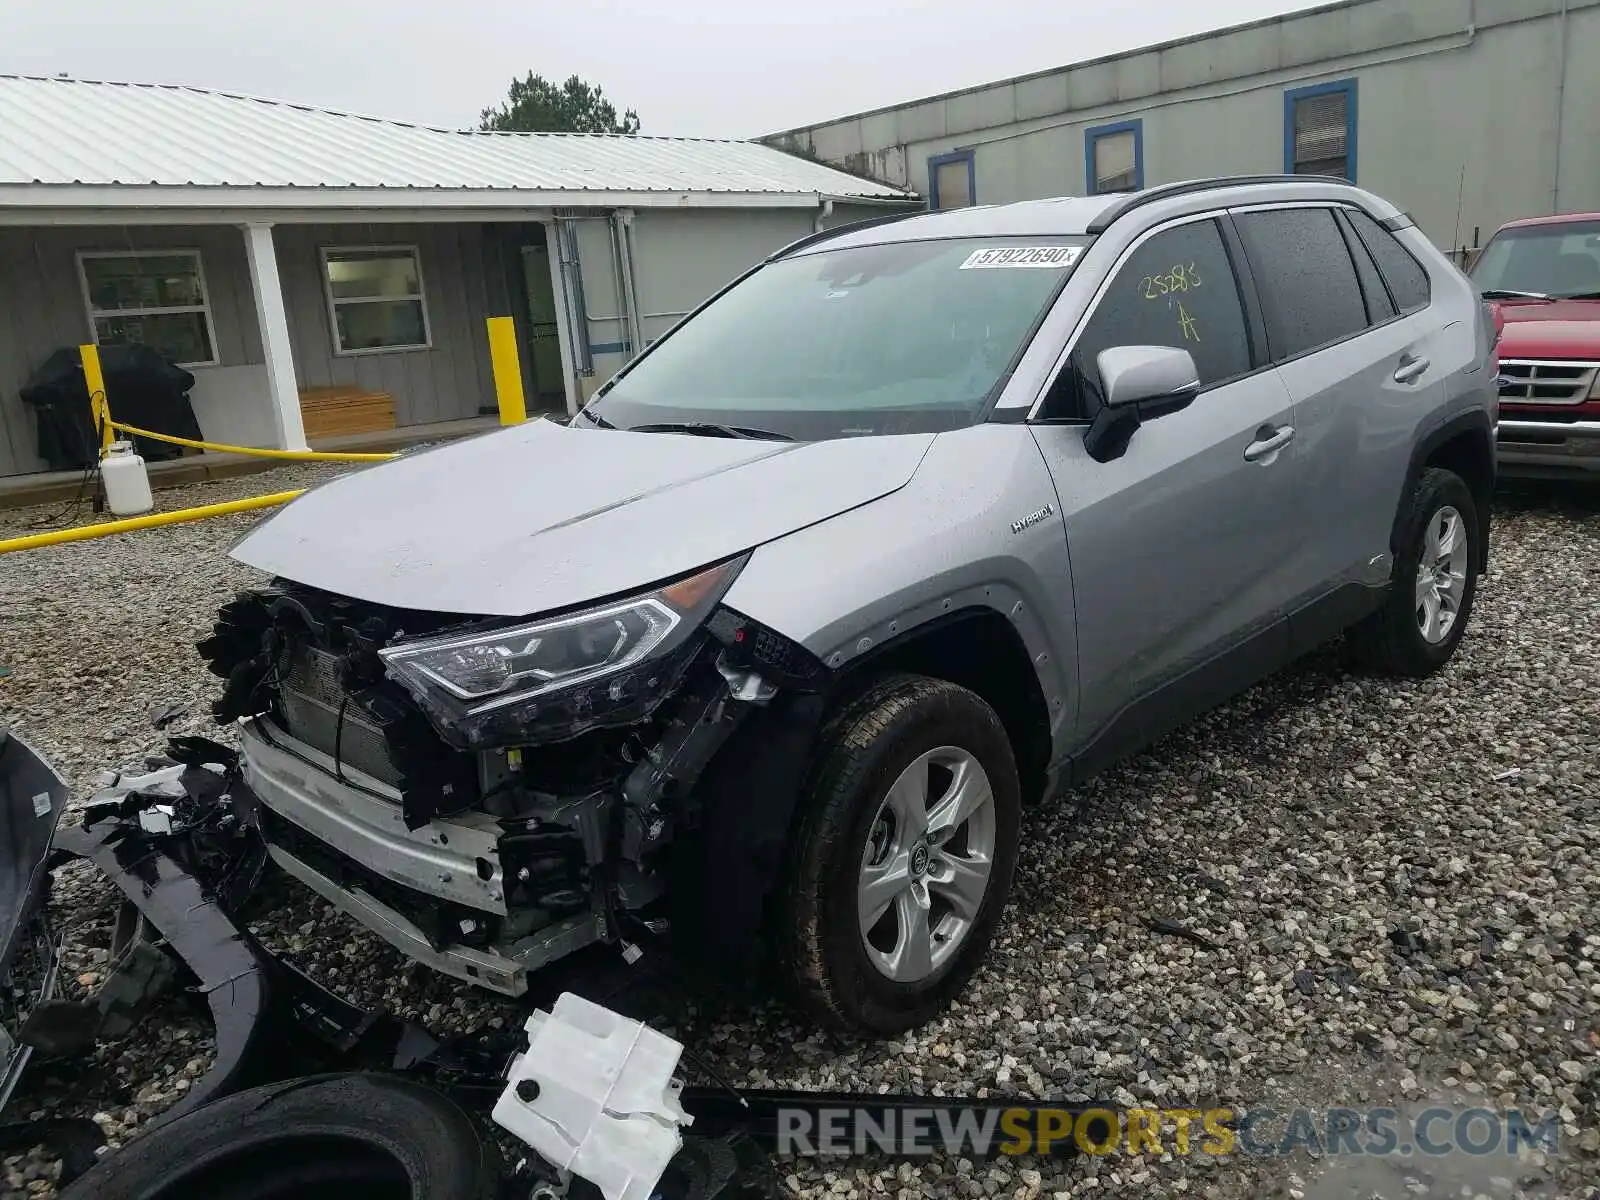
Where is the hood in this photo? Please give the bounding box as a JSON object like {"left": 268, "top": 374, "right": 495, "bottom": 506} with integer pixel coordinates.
{"left": 231, "top": 418, "right": 936, "bottom": 616}
{"left": 1491, "top": 299, "right": 1600, "bottom": 359}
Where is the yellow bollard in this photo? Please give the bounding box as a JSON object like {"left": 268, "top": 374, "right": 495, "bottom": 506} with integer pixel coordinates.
{"left": 486, "top": 316, "right": 527, "bottom": 426}
{"left": 80, "top": 343, "right": 113, "bottom": 454}
{"left": 0, "top": 490, "right": 304, "bottom": 556}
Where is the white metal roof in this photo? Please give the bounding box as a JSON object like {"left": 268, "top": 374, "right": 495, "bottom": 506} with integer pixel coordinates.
{"left": 0, "top": 75, "right": 914, "bottom": 212}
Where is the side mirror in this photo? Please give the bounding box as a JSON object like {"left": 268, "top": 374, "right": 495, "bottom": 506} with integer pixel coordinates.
{"left": 1099, "top": 346, "right": 1201, "bottom": 411}
{"left": 1083, "top": 346, "right": 1202, "bottom": 464}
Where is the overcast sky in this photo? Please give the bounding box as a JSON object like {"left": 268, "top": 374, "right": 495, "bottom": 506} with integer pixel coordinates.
{"left": 6, "top": 0, "right": 1319, "bottom": 139}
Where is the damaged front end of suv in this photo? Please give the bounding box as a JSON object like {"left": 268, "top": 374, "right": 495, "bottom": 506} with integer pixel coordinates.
{"left": 198, "top": 556, "right": 828, "bottom": 997}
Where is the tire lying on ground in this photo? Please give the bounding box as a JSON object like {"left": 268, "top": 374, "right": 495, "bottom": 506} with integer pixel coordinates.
{"left": 59, "top": 1073, "right": 498, "bottom": 1200}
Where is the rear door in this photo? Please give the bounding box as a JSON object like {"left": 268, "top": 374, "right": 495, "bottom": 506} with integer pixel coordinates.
{"left": 1230, "top": 204, "right": 1451, "bottom": 639}
{"left": 1027, "top": 214, "right": 1301, "bottom": 753}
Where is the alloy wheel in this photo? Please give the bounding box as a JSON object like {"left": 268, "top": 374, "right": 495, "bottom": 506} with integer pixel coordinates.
{"left": 1415, "top": 503, "right": 1468, "bottom": 644}
{"left": 857, "top": 746, "right": 996, "bottom": 984}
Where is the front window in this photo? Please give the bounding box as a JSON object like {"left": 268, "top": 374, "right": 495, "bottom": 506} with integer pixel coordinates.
{"left": 322, "top": 246, "right": 431, "bottom": 353}
{"left": 79, "top": 250, "right": 217, "bottom": 366}
{"left": 1470, "top": 220, "right": 1600, "bottom": 300}
{"left": 1048, "top": 218, "right": 1253, "bottom": 419}
{"left": 585, "top": 236, "right": 1090, "bottom": 440}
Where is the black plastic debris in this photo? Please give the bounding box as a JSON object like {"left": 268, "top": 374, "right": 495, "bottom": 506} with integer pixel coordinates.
{"left": 152, "top": 703, "right": 187, "bottom": 730}
{"left": 1145, "top": 916, "right": 1219, "bottom": 950}
{"left": 1388, "top": 927, "right": 1428, "bottom": 954}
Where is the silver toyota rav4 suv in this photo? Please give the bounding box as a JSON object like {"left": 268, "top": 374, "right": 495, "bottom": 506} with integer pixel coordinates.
{"left": 206, "top": 176, "right": 1497, "bottom": 1036}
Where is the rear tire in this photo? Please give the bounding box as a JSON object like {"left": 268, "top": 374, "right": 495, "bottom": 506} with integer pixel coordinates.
{"left": 59, "top": 1073, "right": 498, "bottom": 1200}
{"left": 778, "top": 675, "right": 1021, "bottom": 1037}
{"left": 1349, "top": 467, "right": 1480, "bottom": 677}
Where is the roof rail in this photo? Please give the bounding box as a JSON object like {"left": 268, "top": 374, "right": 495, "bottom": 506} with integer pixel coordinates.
{"left": 766, "top": 209, "right": 923, "bottom": 261}
{"left": 1085, "top": 174, "right": 1356, "bottom": 234}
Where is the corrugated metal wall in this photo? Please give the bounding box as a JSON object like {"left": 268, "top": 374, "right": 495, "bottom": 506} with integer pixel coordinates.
{"left": 0, "top": 224, "right": 262, "bottom": 476}
{"left": 0, "top": 220, "right": 544, "bottom": 475}
{"left": 272, "top": 222, "right": 532, "bottom": 429}
{"left": 767, "top": 0, "right": 1600, "bottom": 253}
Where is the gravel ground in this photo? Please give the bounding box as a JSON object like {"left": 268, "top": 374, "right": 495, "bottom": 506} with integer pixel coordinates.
{"left": 1, "top": 466, "right": 1597, "bottom": 1199}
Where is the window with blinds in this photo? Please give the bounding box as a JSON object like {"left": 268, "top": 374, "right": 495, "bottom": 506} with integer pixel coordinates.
{"left": 1291, "top": 87, "right": 1352, "bottom": 179}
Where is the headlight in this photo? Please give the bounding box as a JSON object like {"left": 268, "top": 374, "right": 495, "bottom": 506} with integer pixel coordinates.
{"left": 379, "top": 558, "right": 743, "bottom": 747}
{"left": 386, "top": 597, "right": 679, "bottom": 710}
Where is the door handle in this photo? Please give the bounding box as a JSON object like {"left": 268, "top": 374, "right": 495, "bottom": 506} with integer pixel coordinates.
{"left": 1243, "top": 424, "right": 1295, "bottom": 462}
{"left": 1394, "top": 355, "right": 1431, "bottom": 384}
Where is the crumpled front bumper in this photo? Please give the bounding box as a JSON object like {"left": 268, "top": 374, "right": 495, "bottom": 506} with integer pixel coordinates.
{"left": 239, "top": 718, "right": 602, "bottom": 997}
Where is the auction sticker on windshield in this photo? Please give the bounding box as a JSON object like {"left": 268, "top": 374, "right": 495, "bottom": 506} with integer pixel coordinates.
{"left": 959, "top": 246, "right": 1084, "bottom": 270}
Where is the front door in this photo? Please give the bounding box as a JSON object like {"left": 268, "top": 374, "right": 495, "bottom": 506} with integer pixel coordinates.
{"left": 1028, "top": 215, "right": 1302, "bottom": 758}
{"left": 521, "top": 244, "right": 568, "bottom": 408}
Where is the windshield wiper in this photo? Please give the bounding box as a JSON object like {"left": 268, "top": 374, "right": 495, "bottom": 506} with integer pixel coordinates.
{"left": 626, "top": 421, "right": 794, "bottom": 442}
{"left": 1558, "top": 290, "right": 1600, "bottom": 300}
{"left": 577, "top": 407, "right": 616, "bottom": 429}
{"left": 1480, "top": 288, "right": 1553, "bottom": 301}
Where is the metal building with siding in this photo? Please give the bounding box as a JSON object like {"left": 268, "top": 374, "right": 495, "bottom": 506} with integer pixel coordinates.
{"left": 0, "top": 75, "right": 914, "bottom": 478}
{"left": 764, "top": 0, "right": 1600, "bottom": 255}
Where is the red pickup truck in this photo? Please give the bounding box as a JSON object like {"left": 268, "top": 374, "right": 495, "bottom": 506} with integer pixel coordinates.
{"left": 1470, "top": 212, "right": 1600, "bottom": 478}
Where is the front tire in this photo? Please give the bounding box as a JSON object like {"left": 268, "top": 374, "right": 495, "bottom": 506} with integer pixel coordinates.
{"left": 1349, "top": 466, "right": 1481, "bottom": 677}
{"left": 778, "top": 675, "right": 1021, "bottom": 1036}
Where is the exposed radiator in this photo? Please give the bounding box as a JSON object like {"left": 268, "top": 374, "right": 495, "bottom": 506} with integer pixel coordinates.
{"left": 277, "top": 643, "right": 403, "bottom": 786}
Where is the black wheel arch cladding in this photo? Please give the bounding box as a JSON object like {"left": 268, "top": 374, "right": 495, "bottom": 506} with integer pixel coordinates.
{"left": 669, "top": 690, "right": 831, "bottom": 983}
{"left": 1401, "top": 408, "right": 1495, "bottom": 572}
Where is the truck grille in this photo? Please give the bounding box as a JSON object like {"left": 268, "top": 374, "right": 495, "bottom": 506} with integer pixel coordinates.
{"left": 1497, "top": 359, "right": 1600, "bottom": 405}
{"left": 277, "top": 643, "right": 403, "bottom": 786}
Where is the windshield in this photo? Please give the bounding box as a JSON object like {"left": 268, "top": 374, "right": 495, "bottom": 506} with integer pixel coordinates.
{"left": 584, "top": 236, "right": 1090, "bottom": 440}
{"left": 1470, "top": 219, "right": 1600, "bottom": 298}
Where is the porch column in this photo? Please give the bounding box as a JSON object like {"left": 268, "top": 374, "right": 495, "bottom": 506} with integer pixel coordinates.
{"left": 241, "top": 221, "right": 308, "bottom": 450}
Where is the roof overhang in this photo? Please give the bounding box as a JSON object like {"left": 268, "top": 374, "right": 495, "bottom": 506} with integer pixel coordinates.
{"left": 0, "top": 184, "right": 919, "bottom": 225}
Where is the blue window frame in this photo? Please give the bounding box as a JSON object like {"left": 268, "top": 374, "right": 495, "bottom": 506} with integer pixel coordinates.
{"left": 927, "top": 149, "right": 976, "bottom": 210}
{"left": 1284, "top": 78, "right": 1358, "bottom": 182}
{"left": 1084, "top": 119, "right": 1144, "bottom": 195}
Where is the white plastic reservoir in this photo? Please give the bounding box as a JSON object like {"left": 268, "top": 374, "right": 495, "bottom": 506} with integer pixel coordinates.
{"left": 101, "top": 441, "right": 154, "bottom": 516}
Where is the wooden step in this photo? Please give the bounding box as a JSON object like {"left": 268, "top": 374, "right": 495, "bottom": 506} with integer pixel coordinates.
{"left": 298, "top": 386, "right": 396, "bottom": 439}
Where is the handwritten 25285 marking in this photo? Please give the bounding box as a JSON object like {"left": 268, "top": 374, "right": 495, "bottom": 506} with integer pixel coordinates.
{"left": 1141, "top": 263, "right": 1203, "bottom": 299}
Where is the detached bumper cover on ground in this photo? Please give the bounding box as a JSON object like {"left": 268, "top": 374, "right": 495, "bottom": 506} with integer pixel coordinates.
{"left": 0, "top": 725, "right": 68, "bottom": 1113}
{"left": 3, "top": 737, "right": 1109, "bottom": 1198}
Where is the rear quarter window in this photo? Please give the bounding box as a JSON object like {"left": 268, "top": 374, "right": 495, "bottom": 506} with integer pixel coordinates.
{"left": 1345, "top": 208, "right": 1431, "bottom": 313}
{"left": 1234, "top": 207, "right": 1370, "bottom": 361}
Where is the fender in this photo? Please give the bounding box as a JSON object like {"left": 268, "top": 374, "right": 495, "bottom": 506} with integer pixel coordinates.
{"left": 1395, "top": 406, "right": 1496, "bottom": 571}
{"left": 720, "top": 424, "right": 1080, "bottom": 755}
